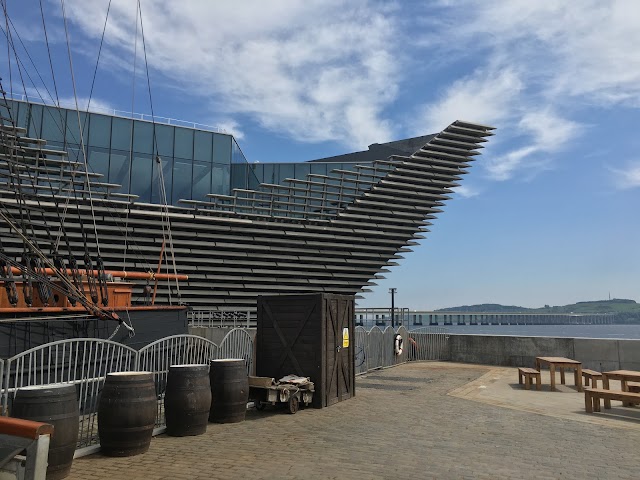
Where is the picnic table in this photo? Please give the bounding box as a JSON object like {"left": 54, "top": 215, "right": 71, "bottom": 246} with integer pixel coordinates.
{"left": 602, "top": 370, "right": 640, "bottom": 408}
{"left": 535, "top": 357, "right": 583, "bottom": 392}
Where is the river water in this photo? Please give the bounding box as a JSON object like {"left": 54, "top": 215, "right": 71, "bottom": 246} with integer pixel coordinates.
{"left": 408, "top": 324, "right": 640, "bottom": 339}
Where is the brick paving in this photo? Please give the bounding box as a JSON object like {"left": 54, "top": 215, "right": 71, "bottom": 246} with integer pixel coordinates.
{"left": 68, "top": 363, "right": 640, "bottom": 479}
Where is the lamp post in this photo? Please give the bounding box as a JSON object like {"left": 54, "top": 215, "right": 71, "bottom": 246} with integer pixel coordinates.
{"left": 389, "top": 288, "right": 397, "bottom": 328}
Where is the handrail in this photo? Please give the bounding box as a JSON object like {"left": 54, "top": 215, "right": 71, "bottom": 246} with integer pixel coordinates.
{"left": 0, "top": 417, "right": 54, "bottom": 439}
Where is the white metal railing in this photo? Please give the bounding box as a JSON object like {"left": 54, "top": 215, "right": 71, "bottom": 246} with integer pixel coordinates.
{"left": 1, "top": 339, "right": 137, "bottom": 449}
{"left": 187, "top": 309, "right": 253, "bottom": 329}
{"left": 0, "top": 329, "right": 253, "bottom": 454}
{"left": 353, "top": 325, "right": 448, "bottom": 376}
{"left": 0, "top": 325, "right": 445, "bottom": 454}
{"left": 6, "top": 93, "right": 228, "bottom": 134}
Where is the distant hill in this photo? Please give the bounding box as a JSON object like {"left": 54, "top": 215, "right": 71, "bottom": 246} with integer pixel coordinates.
{"left": 436, "top": 299, "right": 640, "bottom": 322}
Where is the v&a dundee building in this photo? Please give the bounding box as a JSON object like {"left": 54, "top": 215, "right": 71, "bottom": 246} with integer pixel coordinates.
{"left": 2, "top": 99, "right": 494, "bottom": 311}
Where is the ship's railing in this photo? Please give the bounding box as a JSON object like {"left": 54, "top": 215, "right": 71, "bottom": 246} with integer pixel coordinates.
{"left": 0, "top": 330, "right": 253, "bottom": 456}
{"left": 187, "top": 309, "right": 254, "bottom": 328}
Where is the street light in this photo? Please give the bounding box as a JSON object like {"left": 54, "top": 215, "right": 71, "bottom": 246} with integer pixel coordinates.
{"left": 389, "top": 288, "right": 397, "bottom": 328}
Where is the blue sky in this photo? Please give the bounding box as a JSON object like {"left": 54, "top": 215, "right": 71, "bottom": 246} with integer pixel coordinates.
{"left": 3, "top": 0, "right": 639, "bottom": 309}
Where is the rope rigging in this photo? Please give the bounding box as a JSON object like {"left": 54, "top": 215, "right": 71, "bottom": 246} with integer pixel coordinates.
{"left": 0, "top": 0, "right": 183, "bottom": 336}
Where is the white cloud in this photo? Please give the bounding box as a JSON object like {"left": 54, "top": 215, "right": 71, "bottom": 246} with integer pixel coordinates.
{"left": 610, "top": 162, "right": 640, "bottom": 190}
{"left": 452, "top": 185, "right": 480, "bottom": 198}
{"left": 62, "top": 0, "right": 400, "bottom": 149}
{"left": 483, "top": 110, "right": 581, "bottom": 181}
{"left": 417, "top": 67, "right": 523, "bottom": 134}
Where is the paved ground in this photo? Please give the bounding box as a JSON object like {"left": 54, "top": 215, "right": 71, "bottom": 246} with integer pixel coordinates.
{"left": 68, "top": 362, "right": 640, "bottom": 479}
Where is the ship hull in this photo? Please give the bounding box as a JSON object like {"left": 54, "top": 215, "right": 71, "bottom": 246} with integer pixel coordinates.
{"left": 0, "top": 307, "right": 187, "bottom": 358}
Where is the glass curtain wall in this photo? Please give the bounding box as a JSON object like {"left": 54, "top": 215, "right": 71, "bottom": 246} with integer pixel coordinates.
{"left": 9, "top": 100, "right": 236, "bottom": 206}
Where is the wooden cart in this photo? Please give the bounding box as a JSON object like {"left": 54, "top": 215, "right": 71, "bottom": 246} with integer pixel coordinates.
{"left": 248, "top": 376, "right": 315, "bottom": 414}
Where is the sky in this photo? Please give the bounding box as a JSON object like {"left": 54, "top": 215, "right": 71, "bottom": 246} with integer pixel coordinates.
{"left": 2, "top": 0, "right": 639, "bottom": 310}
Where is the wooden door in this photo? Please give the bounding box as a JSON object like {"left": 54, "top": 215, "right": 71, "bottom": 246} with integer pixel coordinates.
{"left": 324, "top": 295, "right": 355, "bottom": 406}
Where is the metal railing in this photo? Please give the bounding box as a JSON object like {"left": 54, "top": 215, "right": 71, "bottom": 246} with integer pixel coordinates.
{"left": 6, "top": 93, "right": 228, "bottom": 134}
{"left": 0, "top": 329, "right": 253, "bottom": 454}
{"left": 188, "top": 309, "right": 253, "bottom": 329}
{"left": 0, "top": 325, "right": 446, "bottom": 455}
{"left": 353, "top": 325, "right": 449, "bottom": 375}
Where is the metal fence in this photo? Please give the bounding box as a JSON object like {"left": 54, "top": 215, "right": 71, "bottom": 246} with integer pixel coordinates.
{"left": 0, "top": 325, "right": 447, "bottom": 454}
{"left": 0, "top": 329, "right": 253, "bottom": 454}
{"left": 353, "top": 325, "right": 449, "bottom": 375}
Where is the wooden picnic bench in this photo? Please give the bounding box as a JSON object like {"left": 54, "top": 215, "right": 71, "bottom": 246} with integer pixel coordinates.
{"left": 584, "top": 388, "right": 640, "bottom": 413}
{"left": 602, "top": 370, "right": 640, "bottom": 408}
{"left": 535, "top": 357, "right": 583, "bottom": 392}
{"left": 581, "top": 369, "right": 603, "bottom": 388}
{"left": 517, "top": 367, "right": 541, "bottom": 390}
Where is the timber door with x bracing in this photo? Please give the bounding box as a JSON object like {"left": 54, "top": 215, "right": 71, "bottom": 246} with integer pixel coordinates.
{"left": 256, "top": 293, "right": 355, "bottom": 408}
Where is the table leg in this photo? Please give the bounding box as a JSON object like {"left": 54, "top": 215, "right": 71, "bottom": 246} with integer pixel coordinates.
{"left": 535, "top": 358, "right": 541, "bottom": 371}
{"left": 603, "top": 375, "right": 611, "bottom": 409}
{"left": 575, "top": 365, "right": 583, "bottom": 392}
{"left": 585, "top": 390, "right": 592, "bottom": 413}
{"left": 622, "top": 379, "right": 629, "bottom": 407}
{"left": 550, "top": 364, "right": 556, "bottom": 391}
{"left": 560, "top": 368, "right": 566, "bottom": 384}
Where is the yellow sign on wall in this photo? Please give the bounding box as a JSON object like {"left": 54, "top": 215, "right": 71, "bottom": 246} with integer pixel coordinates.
{"left": 342, "top": 327, "right": 349, "bottom": 348}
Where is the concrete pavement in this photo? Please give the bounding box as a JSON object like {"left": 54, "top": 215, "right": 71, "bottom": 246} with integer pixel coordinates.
{"left": 68, "top": 362, "right": 640, "bottom": 479}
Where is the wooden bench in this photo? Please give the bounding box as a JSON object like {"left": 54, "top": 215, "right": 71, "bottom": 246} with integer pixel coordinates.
{"left": 518, "top": 367, "right": 541, "bottom": 390}
{"left": 581, "top": 369, "right": 603, "bottom": 388}
{"left": 584, "top": 388, "right": 640, "bottom": 413}
{"left": 628, "top": 382, "right": 640, "bottom": 393}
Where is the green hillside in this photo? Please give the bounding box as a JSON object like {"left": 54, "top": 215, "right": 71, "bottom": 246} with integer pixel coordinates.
{"left": 436, "top": 299, "right": 640, "bottom": 322}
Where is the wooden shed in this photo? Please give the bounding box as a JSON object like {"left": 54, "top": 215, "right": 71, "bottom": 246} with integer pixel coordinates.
{"left": 256, "top": 293, "right": 355, "bottom": 408}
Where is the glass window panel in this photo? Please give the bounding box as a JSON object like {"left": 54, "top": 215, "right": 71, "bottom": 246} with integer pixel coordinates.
{"left": 192, "top": 161, "right": 212, "bottom": 201}
{"left": 155, "top": 124, "right": 174, "bottom": 158}
{"left": 41, "top": 106, "right": 66, "bottom": 143}
{"left": 133, "top": 121, "right": 154, "bottom": 154}
{"left": 109, "top": 151, "right": 130, "bottom": 194}
{"left": 230, "top": 163, "right": 246, "bottom": 190}
{"left": 231, "top": 139, "right": 246, "bottom": 164}
{"left": 26, "top": 104, "right": 43, "bottom": 138}
{"left": 280, "top": 163, "right": 294, "bottom": 181}
{"left": 295, "top": 163, "right": 310, "bottom": 179}
{"left": 250, "top": 164, "right": 263, "bottom": 183}
{"left": 87, "top": 147, "right": 110, "bottom": 180}
{"left": 211, "top": 164, "right": 229, "bottom": 195}
{"left": 89, "top": 113, "right": 111, "bottom": 148}
{"left": 213, "top": 134, "right": 231, "bottom": 164}
{"left": 174, "top": 128, "right": 193, "bottom": 160}
{"left": 151, "top": 156, "right": 173, "bottom": 204}
{"left": 194, "top": 131, "right": 212, "bottom": 162}
{"left": 172, "top": 159, "right": 192, "bottom": 204}
{"left": 310, "top": 163, "right": 327, "bottom": 176}
{"left": 0, "top": 100, "right": 14, "bottom": 125}
{"left": 65, "top": 110, "right": 87, "bottom": 147}
{"left": 262, "top": 164, "right": 277, "bottom": 184}
{"left": 110, "top": 117, "right": 132, "bottom": 151}
{"left": 130, "top": 153, "right": 153, "bottom": 203}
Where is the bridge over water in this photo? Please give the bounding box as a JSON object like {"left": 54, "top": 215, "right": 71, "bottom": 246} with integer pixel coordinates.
{"left": 355, "top": 308, "right": 615, "bottom": 328}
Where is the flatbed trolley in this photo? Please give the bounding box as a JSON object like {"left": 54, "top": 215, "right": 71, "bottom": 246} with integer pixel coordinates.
{"left": 248, "top": 376, "right": 314, "bottom": 414}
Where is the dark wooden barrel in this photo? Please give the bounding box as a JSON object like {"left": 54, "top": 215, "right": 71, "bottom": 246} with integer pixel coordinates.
{"left": 98, "top": 372, "right": 156, "bottom": 457}
{"left": 12, "top": 383, "right": 79, "bottom": 480}
{"left": 209, "top": 359, "right": 248, "bottom": 423}
{"left": 164, "top": 364, "right": 211, "bottom": 436}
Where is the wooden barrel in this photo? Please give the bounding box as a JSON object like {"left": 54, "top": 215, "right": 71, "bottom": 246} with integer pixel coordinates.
{"left": 164, "top": 364, "right": 211, "bottom": 436}
{"left": 209, "top": 359, "right": 248, "bottom": 423}
{"left": 12, "top": 383, "right": 79, "bottom": 480}
{"left": 98, "top": 372, "right": 156, "bottom": 457}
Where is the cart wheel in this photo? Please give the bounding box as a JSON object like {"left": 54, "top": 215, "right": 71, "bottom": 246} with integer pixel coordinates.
{"left": 255, "top": 401, "right": 266, "bottom": 411}
{"left": 287, "top": 396, "right": 299, "bottom": 414}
